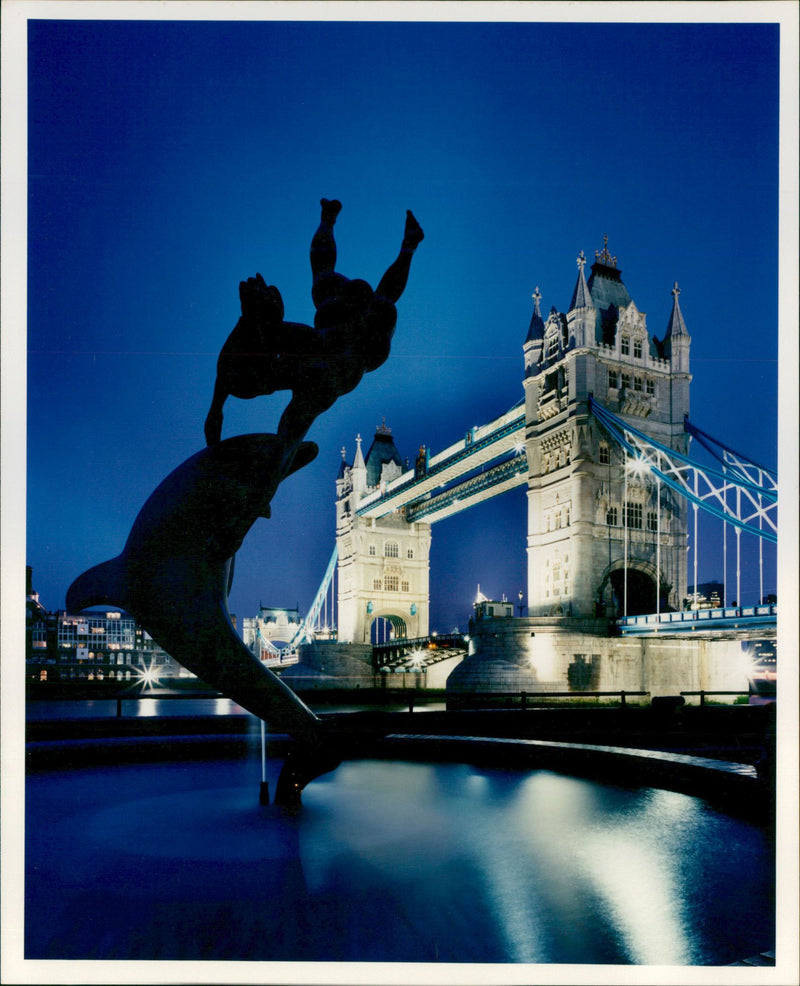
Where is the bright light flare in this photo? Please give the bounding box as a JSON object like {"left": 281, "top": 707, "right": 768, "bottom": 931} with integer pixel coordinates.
{"left": 135, "top": 661, "right": 162, "bottom": 690}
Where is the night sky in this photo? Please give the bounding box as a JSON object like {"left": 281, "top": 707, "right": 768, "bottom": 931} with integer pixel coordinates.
{"left": 20, "top": 10, "right": 786, "bottom": 631}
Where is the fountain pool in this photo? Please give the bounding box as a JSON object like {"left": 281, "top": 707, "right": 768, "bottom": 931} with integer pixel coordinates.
{"left": 25, "top": 752, "right": 773, "bottom": 965}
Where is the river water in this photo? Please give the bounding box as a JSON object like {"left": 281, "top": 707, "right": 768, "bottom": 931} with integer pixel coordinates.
{"left": 25, "top": 755, "right": 773, "bottom": 965}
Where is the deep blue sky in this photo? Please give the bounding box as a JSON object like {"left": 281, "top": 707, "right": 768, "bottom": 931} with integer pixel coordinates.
{"left": 25, "top": 15, "right": 781, "bottom": 629}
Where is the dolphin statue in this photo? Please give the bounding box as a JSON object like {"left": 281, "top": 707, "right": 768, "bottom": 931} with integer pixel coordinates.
{"left": 66, "top": 434, "right": 343, "bottom": 802}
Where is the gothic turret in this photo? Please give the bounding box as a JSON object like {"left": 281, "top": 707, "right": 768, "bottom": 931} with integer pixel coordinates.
{"left": 351, "top": 434, "right": 367, "bottom": 496}
{"left": 662, "top": 281, "right": 691, "bottom": 373}
{"left": 567, "top": 251, "right": 596, "bottom": 348}
{"left": 523, "top": 286, "right": 545, "bottom": 373}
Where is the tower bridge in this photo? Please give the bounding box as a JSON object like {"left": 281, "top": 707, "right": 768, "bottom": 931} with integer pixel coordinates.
{"left": 281, "top": 240, "right": 776, "bottom": 696}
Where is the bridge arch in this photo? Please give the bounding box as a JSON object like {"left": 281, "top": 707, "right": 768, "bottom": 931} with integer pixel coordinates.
{"left": 596, "top": 559, "right": 671, "bottom": 618}
{"left": 369, "top": 613, "right": 408, "bottom": 645}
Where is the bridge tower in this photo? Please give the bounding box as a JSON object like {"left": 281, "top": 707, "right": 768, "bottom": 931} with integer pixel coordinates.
{"left": 335, "top": 424, "right": 431, "bottom": 644}
{"left": 523, "top": 241, "right": 691, "bottom": 618}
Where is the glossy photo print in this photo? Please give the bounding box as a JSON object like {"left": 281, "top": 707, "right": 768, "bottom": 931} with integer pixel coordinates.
{"left": 2, "top": 3, "right": 797, "bottom": 985}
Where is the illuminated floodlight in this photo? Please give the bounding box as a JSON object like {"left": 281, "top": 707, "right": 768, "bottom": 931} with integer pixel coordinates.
{"left": 408, "top": 649, "right": 426, "bottom": 669}
{"left": 135, "top": 661, "right": 162, "bottom": 690}
{"left": 514, "top": 441, "right": 525, "bottom": 455}
{"left": 626, "top": 455, "right": 652, "bottom": 480}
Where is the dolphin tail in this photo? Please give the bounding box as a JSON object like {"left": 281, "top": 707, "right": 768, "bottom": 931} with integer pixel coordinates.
{"left": 66, "top": 556, "right": 127, "bottom": 613}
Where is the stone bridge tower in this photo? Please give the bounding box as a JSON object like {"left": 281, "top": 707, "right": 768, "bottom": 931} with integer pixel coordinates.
{"left": 335, "top": 424, "right": 431, "bottom": 643}
{"left": 523, "top": 240, "right": 691, "bottom": 618}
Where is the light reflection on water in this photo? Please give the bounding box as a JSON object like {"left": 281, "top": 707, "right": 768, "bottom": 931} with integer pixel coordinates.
{"left": 25, "top": 756, "right": 774, "bottom": 964}
{"left": 26, "top": 698, "right": 447, "bottom": 720}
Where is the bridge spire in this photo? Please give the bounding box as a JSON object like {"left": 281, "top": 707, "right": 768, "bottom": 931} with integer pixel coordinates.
{"left": 525, "top": 286, "right": 545, "bottom": 344}
{"left": 568, "top": 250, "right": 593, "bottom": 311}
{"left": 662, "top": 280, "right": 691, "bottom": 373}
{"left": 351, "top": 433, "right": 367, "bottom": 494}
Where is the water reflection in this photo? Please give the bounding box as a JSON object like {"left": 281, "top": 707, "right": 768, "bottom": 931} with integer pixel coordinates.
{"left": 25, "top": 757, "right": 773, "bottom": 964}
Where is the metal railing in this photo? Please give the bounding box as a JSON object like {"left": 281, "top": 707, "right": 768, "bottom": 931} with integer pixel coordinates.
{"left": 448, "top": 690, "right": 649, "bottom": 708}
{"left": 618, "top": 604, "right": 777, "bottom": 634}
{"left": 679, "top": 690, "right": 751, "bottom": 707}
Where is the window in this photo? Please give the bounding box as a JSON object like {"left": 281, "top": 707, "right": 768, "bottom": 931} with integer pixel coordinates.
{"left": 384, "top": 575, "right": 399, "bottom": 592}
{"left": 384, "top": 541, "right": 399, "bottom": 558}
{"left": 633, "top": 339, "right": 642, "bottom": 359}
{"left": 621, "top": 335, "right": 630, "bottom": 355}
{"left": 606, "top": 506, "right": 618, "bottom": 526}
{"left": 647, "top": 511, "right": 659, "bottom": 532}
{"left": 621, "top": 373, "right": 630, "bottom": 389}
{"left": 373, "top": 579, "right": 382, "bottom": 590}
{"left": 548, "top": 336, "right": 559, "bottom": 358}
{"left": 555, "top": 510, "right": 562, "bottom": 529}
{"left": 634, "top": 376, "right": 643, "bottom": 392}
{"left": 401, "top": 581, "right": 409, "bottom": 592}
{"left": 626, "top": 502, "right": 643, "bottom": 529}
{"left": 369, "top": 545, "right": 376, "bottom": 556}
{"left": 599, "top": 444, "right": 610, "bottom": 464}
{"left": 407, "top": 548, "right": 414, "bottom": 559}
{"left": 608, "top": 369, "right": 618, "bottom": 389}
{"left": 646, "top": 378, "right": 655, "bottom": 395}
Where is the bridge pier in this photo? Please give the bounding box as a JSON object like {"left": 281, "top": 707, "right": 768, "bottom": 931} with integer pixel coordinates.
{"left": 447, "top": 616, "right": 762, "bottom": 702}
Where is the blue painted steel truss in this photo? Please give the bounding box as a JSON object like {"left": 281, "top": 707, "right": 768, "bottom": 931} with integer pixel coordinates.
{"left": 288, "top": 545, "right": 339, "bottom": 648}
{"left": 589, "top": 398, "right": 777, "bottom": 542}
{"left": 683, "top": 419, "right": 777, "bottom": 494}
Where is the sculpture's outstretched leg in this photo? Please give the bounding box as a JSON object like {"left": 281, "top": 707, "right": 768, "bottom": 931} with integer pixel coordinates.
{"left": 376, "top": 210, "right": 425, "bottom": 302}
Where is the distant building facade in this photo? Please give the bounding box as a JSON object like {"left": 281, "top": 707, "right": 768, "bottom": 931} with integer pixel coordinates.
{"left": 25, "top": 567, "right": 188, "bottom": 682}
{"left": 241, "top": 605, "right": 302, "bottom": 657}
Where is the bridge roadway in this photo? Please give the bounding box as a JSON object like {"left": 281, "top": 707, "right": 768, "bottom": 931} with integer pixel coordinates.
{"left": 617, "top": 603, "right": 777, "bottom": 637}
{"left": 357, "top": 401, "right": 526, "bottom": 524}
{"left": 373, "top": 633, "right": 469, "bottom": 671}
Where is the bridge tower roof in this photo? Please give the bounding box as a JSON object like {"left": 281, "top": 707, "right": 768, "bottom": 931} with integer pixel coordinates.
{"left": 364, "top": 421, "right": 403, "bottom": 488}
{"left": 586, "top": 236, "right": 632, "bottom": 312}
{"left": 585, "top": 236, "right": 632, "bottom": 344}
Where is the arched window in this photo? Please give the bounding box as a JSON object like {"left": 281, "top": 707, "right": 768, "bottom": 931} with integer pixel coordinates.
{"left": 368, "top": 544, "right": 376, "bottom": 556}
{"left": 407, "top": 548, "right": 414, "bottom": 559}
{"left": 384, "top": 541, "right": 399, "bottom": 558}
{"left": 599, "top": 444, "right": 610, "bottom": 464}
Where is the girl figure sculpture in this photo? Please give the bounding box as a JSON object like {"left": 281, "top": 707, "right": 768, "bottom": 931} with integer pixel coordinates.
{"left": 204, "top": 199, "right": 424, "bottom": 447}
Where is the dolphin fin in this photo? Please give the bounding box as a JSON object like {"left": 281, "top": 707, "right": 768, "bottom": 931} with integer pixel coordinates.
{"left": 66, "top": 556, "right": 127, "bottom": 613}
{"left": 285, "top": 441, "right": 318, "bottom": 477}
